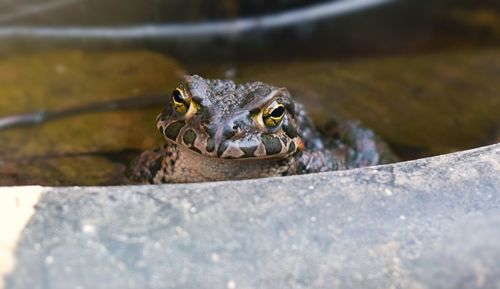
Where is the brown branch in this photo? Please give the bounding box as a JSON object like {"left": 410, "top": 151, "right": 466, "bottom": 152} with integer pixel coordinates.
{"left": 0, "top": 94, "right": 166, "bottom": 131}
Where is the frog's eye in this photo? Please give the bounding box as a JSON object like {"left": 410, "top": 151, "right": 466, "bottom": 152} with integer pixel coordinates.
{"left": 263, "top": 103, "right": 286, "bottom": 128}
{"left": 172, "top": 88, "right": 190, "bottom": 114}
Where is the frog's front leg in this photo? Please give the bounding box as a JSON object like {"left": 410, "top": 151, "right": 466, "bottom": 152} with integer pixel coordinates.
{"left": 127, "top": 143, "right": 178, "bottom": 184}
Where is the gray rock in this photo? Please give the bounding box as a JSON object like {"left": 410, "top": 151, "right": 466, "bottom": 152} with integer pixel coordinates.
{"left": 6, "top": 144, "right": 500, "bottom": 289}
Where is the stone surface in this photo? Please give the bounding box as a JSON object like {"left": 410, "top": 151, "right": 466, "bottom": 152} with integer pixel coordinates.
{"left": 4, "top": 143, "right": 500, "bottom": 289}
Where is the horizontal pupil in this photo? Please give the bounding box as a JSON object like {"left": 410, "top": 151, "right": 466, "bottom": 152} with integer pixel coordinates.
{"left": 271, "top": 106, "right": 284, "bottom": 118}
{"left": 173, "top": 90, "right": 184, "bottom": 103}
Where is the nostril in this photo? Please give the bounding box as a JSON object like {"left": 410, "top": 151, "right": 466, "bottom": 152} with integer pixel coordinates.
{"left": 222, "top": 126, "right": 237, "bottom": 140}
{"left": 222, "top": 119, "right": 245, "bottom": 140}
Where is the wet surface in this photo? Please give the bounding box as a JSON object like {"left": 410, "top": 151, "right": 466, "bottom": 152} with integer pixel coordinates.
{"left": 1, "top": 49, "right": 500, "bottom": 185}
{"left": 0, "top": 51, "right": 184, "bottom": 185}
{"left": 0, "top": 0, "right": 499, "bottom": 61}
{"left": 0, "top": 0, "right": 499, "bottom": 186}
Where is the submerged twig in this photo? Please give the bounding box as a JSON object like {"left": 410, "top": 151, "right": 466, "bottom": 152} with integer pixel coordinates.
{"left": 0, "top": 0, "right": 81, "bottom": 24}
{"left": 0, "top": 0, "right": 394, "bottom": 39}
{"left": 0, "top": 94, "right": 166, "bottom": 131}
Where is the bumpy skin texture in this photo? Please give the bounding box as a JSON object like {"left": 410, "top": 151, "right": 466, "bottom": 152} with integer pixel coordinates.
{"left": 128, "top": 75, "right": 396, "bottom": 184}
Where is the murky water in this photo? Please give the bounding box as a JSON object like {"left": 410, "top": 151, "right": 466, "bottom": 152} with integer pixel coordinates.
{"left": 0, "top": 0, "right": 499, "bottom": 185}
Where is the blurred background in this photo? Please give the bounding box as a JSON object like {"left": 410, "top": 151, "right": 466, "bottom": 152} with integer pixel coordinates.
{"left": 0, "top": 0, "right": 499, "bottom": 185}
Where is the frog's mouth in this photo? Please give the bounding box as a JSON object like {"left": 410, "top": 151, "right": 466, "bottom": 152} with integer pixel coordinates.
{"left": 211, "top": 133, "right": 304, "bottom": 160}
{"left": 158, "top": 119, "right": 304, "bottom": 160}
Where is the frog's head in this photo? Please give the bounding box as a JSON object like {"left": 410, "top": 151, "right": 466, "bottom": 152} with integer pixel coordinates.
{"left": 157, "top": 75, "right": 304, "bottom": 159}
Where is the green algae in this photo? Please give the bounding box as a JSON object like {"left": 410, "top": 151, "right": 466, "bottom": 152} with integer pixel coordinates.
{"left": 0, "top": 50, "right": 184, "bottom": 185}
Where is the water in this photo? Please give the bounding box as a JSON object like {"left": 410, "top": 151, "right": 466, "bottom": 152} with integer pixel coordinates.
{"left": 0, "top": 0, "right": 499, "bottom": 185}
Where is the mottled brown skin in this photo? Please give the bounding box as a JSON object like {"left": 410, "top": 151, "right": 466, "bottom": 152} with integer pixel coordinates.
{"left": 128, "top": 75, "right": 396, "bottom": 184}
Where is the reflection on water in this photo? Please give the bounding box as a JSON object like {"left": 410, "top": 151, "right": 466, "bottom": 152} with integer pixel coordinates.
{"left": 0, "top": 0, "right": 499, "bottom": 185}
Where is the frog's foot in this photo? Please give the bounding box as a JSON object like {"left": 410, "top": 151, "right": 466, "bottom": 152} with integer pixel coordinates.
{"left": 126, "top": 144, "right": 177, "bottom": 184}
{"left": 321, "top": 119, "right": 398, "bottom": 169}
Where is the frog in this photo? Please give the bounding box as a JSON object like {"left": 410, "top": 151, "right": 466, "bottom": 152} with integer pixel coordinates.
{"left": 127, "top": 75, "right": 397, "bottom": 184}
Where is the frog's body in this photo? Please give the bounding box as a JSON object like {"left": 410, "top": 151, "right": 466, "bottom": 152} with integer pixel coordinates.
{"left": 128, "top": 75, "right": 396, "bottom": 184}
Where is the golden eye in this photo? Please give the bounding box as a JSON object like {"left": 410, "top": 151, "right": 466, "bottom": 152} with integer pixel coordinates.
{"left": 172, "top": 88, "right": 190, "bottom": 114}
{"left": 263, "top": 104, "right": 285, "bottom": 127}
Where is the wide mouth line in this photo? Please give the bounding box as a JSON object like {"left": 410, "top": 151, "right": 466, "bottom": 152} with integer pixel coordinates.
{"left": 174, "top": 142, "right": 290, "bottom": 162}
